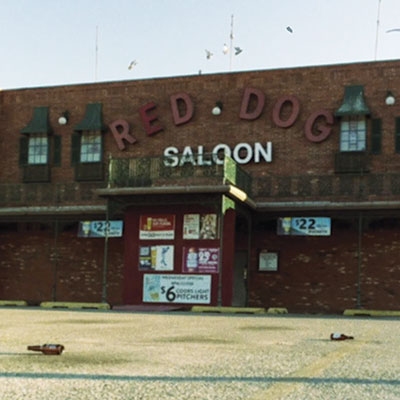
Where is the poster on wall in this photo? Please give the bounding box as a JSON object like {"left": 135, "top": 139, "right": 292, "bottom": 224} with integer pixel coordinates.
{"left": 143, "top": 274, "right": 211, "bottom": 304}
{"left": 139, "top": 215, "right": 175, "bottom": 240}
{"left": 139, "top": 245, "right": 174, "bottom": 271}
{"left": 277, "top": 217, "right": 331, "bottom": 236}
{"left": 183, "top": 213, "right": 218, "bottom": 239}
{"left": 78, "top": 221, "right": 123, "bottom": 238}
{"left": 182, "top": 247, "right": 220, "bottom": 273}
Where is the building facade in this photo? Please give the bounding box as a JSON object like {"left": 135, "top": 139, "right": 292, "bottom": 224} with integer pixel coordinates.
{"left": 1, "top": 60, "right": 400, "bottom": 313}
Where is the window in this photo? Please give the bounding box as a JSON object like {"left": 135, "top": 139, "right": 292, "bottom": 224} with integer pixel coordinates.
{"left": 80, "top": 131, "right": 102, "bottom": 163}
{"left": 340, "top": 116, "right": 366, "bottom": 152}
{"left": 28, "top": 135, "right": 48, "bottom": 164}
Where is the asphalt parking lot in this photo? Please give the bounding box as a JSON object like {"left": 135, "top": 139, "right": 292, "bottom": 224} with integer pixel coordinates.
{"left": 0, "top": 308, "right": 399, "bottom": 399}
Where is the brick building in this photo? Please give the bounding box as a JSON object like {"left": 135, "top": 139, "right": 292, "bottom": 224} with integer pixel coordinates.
{"left": 1, "top": 59, "right": 400, "bottom": 313}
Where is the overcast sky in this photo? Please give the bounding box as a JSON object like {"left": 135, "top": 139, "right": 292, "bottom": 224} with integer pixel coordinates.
{"left": 0, "top": 0, "right": 399, "bottom": 90}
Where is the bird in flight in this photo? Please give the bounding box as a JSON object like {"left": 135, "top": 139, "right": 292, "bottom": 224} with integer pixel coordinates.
{"left": 234, "top": 47, "right": 243, "bottom": 55}
{"left": 205, "top": 49, "right": 213, "bottom": 59}
{"left": 286, "top": 26, "right": 293, "bottom": 33}
{"left": 128, "top": 60, "right": 138, "bottom": 70}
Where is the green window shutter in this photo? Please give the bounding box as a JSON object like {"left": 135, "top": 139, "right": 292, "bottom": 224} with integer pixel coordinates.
{"left": 396, "top": 117, "right": 400, "bottom": 154}
{"left": 53, "top": 135, "right": 62, "bottom": 166}
{"left": 100, "top": 133, "right": 104, "bottom": 162}
{"left": 19, "top": 136, "right": 29, "bottom": 166}
{"left": 71, "top": 133, "right": 81, "bottom": 165}
{"left": 371, "top": 118, "right": 382, "bottom": 155}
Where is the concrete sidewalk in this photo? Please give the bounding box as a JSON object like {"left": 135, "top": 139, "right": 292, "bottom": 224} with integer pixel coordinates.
{"left": 0, "top": 308, "right": 399, "bottom": 399}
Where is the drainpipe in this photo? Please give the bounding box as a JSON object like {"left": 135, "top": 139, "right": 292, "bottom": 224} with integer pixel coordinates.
{"left": 52, "top": 219, "right": 59, "bottom": 301}
{"left": 356, "top": 213, "right": 363, "bottom": 308}
{"left": 101, "top": 200, "right": 109, "bottom": 303}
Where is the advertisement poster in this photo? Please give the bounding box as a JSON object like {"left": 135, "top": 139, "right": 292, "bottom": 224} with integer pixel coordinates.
{"left": 277, "top": 217, "right": 331, "bottom": 236}
{"left": 139, "top": 215, "right": 175, "bottom": 240}
{"left": 183, "top": 214, "right": 200, "bottom": 239}
{"left": 139, "top": 245, "right": 174, "bottom": 271}
{"left": 182, "top": 247, "right": 220, "bottom": 273}
{"left": 183, "top": 213, "right": 218, "bottom": 239}
{"left": 78, "top": 221, "right": 123, "bottom": 238}
{"left": 143, "top": 274, "right": 211, "bottom": 304}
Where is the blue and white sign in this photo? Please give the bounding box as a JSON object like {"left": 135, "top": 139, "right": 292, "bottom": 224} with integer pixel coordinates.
{"left": 78, "top": 221, "right": 124, "bottom": 238}
{"left": 143, "top": 274, "right": 211, "bottom": 304}
{"left": 277, "top": 217, "right": 331, "bottom": 236}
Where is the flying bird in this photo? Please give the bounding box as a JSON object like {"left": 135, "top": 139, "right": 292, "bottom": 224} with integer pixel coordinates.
{"left": 234, "top": 47, "right": 243, "bottom": 56}
{"left": 205, "top": 49, "right": 213, "bottom": 59}
{"left": 128, "top": 60, "right": 138, "bottom": 70}
{"left": 286, "top": 26, "right": 293, "bottom": 33}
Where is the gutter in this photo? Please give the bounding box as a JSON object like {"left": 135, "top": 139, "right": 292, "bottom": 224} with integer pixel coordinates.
{"left": 255, "top": 200, "right": 400, "bottom": 212}
{"left": 0, "top": 205, "right": 106, "bottom": 217}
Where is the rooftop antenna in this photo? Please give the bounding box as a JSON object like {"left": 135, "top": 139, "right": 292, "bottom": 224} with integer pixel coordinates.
{"left": 229, "top": 14, "right": 234, "bottom": 71}
{"left": 374, "top": 0, "right": 382, "bottom": 60}
{"left": 95, "top": 26, "right": 99, "bottom": 81}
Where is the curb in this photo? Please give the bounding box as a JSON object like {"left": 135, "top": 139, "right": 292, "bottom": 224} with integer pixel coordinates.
{"left": 40, "top": 302, "right": 110, "bottom": 310}
{"left": 0, "top": 300, "right": 27, "bottom": 307}
{"left": 191, "top": 306, "right": 289, "bottom": 314}
{"left": 191, "top": 306, "right": 267, "bottom": 314}
{"left": 344, "top": 309, "right": 400, "bottom": 317}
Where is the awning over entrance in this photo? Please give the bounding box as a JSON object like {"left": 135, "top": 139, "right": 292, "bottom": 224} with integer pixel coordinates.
{"left": 335, "top": 85, "right": 370, "bottom": 116}
{"left": 20, "top": 106, "right": 52, "bottom": 134}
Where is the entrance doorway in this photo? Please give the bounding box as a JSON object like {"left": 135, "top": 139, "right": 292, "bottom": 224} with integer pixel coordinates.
{"left": 232, "top": 251, "right": 247, "bottom": 307}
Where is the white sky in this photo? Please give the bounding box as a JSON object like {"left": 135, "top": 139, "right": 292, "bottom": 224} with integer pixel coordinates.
{"left": 0, "top": 0, "right": 399, "bottom": 90}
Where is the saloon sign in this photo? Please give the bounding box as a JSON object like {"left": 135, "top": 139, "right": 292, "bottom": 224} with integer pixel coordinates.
{"left": 108, "top": 87, "right": 335, "bottom": 165}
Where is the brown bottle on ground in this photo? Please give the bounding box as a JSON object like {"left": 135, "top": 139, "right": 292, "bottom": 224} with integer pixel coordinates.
{"left": 330, "top": 333, "right": 354, "bottom": 341}
{"left": 27, "top": 344, "right": 65, "bottom": 355}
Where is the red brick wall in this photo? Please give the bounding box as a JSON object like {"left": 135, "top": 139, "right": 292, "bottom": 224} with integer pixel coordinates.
{"left": 1, "top": 60, "right": 400, "bottom": 194}
{"left": 2, "top": 60, "right": 400, "bottom": 312}
{"left": 248, "top": 217, "right": 400, "bottom": 313}
{"left": 0, "top": 224, "right": 124, "bottom": 305}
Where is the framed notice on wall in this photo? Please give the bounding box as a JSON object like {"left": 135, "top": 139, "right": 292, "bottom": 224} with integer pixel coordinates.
{"left": 258, "top": 250, "right": 278, "bottom": 272}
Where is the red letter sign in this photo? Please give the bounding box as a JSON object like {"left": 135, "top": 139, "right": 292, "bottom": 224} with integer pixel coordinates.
{"left": 139, "top": 102, "right": 164, "bottom": 136}
{"left": 170, "top": 92, "right": 194, "bottom": 126}
{"left": 239, "top": 88, "right": 265, "bottom": 120}
{"left": 109, "top": 119, "right": 137, "bottom": 151}
{"left": 272, "top": 95, "right": 300, "bottom": 128}
{"left": 304, "top": 110, "right": 334, "bottom": 143}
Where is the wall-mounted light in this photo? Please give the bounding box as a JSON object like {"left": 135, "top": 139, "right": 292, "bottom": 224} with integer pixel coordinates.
{"left": 58, "top": 111, "right": 69, "bottom": 125}
{"left": 385, "top": 91, "right": 395, "bottom": 106}
{"left": 212, "top": 101, "right": 223, "bottom": 116}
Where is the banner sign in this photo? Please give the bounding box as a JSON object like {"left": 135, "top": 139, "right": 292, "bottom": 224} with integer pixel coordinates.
{"left": 182, "top": 247, "right": 219, "bottom": 273}
{"left": 78, "top": 221, "right": 123, "bottom": 238}
{"left": 143, "top": 274, "right": 211, "bottom": 304}
{"left": 277, "top": 217, "right": 331, "bottom": 236}
{"left": 139, "top": 215, "right": 175, "bottom": 240}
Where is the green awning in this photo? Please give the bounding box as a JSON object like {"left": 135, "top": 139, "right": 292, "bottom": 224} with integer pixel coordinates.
{"left": 335, "top": 85, "right": 370, "bottom": 116}
{"left": 74, "top": 103, "right": 106, "bottom": 131}
{"left": 21, "top": 106, "right": 52, "bottom": 135}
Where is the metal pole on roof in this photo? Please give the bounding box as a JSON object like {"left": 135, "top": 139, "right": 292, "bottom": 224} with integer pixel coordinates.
{"left": 229, "top": 15, "right": 234, "bottom": 71}
{"left": 95, "top": 26, "right": 99, "bottom": 82}
{"left": 374, "top": 0, "right": 382, "bottom": 60}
